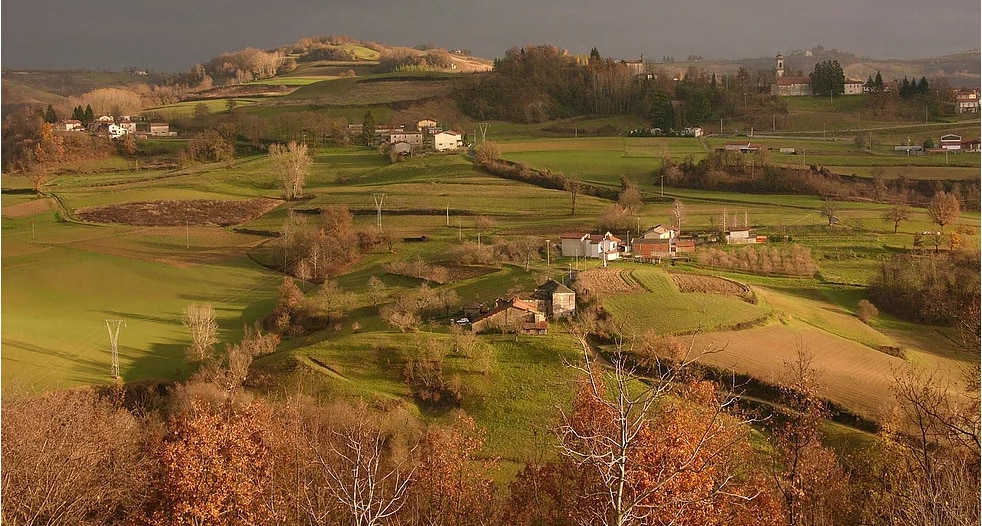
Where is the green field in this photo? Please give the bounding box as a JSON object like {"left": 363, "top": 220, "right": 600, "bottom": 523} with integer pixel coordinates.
{"left": 3, "top": 65, "right": 980, "bottom": 473}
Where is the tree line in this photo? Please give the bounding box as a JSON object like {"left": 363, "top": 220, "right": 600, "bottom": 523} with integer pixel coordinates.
{"left": 2, "top": 314, "right": 977, "bottom": 526}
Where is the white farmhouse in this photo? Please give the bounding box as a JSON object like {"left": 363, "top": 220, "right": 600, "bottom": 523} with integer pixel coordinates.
{"left": 433, "top": 131, "right": 462, "bottom": 151}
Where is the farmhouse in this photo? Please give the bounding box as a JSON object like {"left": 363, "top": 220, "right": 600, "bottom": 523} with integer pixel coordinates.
{"left": 470, "top": 298, "right": 547, "bottom": 334}
{"left": 417, "top": 119, "right": 438, "bottom": 130}
{"left": 843, "top": 79, "right": 865, "bottom": 95}
{"left": 387, "top": 131, "right": 424, "bottom": 145}
{"left": 117, "top": 117, "right": 137, "bottom": 135}
{"left": 955, "top": 89, "right": 980, "bottom": 113}
{"left": 560, "top": 232, "right": 621, "bottom": 261}
{"left": 723, "top": 142, "right": 763, "bottom": 153}
{"left": 532, "top": 279, "right": 576, "bottom": 319}
{"left": 724, "top": 227, "right": 759, "bottom": 245}
{"left": 433, "top": 131, "right": 463, "bottom": 151}
{"left": 940, "top": 134, "right": 962, "bottom": 151}
{"left": 149, "top": 122, "right": 170, "bottom": 137}
{"left": 60, "top": 119, "right": 84, "bottom": 132}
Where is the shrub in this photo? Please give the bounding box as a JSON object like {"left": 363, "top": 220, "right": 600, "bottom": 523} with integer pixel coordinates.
{"left": 856, "top": 299, "right": 879, "bottom": 324}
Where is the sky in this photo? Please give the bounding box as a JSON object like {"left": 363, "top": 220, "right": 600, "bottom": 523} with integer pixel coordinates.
{"left": 2, "top": 0, "right": 980, "bottom": 72}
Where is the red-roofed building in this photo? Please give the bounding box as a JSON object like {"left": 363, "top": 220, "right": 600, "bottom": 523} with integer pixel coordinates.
{"left": 771, "top": 76, "right": 813, "bottom": 96}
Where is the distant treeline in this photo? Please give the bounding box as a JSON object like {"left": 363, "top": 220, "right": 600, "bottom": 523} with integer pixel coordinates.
{"left": 661, "top": 150, "right": 981, "bottom": 209}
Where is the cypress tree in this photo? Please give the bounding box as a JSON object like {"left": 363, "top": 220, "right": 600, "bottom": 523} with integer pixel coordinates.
{"left": 83, "top": 104, "right": 94, "bottom": 123}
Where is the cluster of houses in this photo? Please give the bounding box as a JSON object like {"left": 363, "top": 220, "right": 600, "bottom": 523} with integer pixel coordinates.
{"left": 895, "top": 133, "right": 981, "bottom": 155}
{"left": 58, "top": 115, "right": 171, "bottom": 139}
{"left": 559, "top": 224, "right": 760, "bottom": 265}
{"left": 770, "top": 54, "right": 866, "bottom": 97}
{"left": 347, "top": 118, "right": 463, "bottom": 154}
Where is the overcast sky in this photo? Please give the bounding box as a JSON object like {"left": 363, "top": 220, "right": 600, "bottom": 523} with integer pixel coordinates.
{"left": 2, "top": 0, "right": 979, "bottom": 72}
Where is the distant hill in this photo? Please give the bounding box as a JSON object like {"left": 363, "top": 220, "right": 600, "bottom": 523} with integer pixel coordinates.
{"left": 648, "top": 47, "right": 980, "bottom": 88}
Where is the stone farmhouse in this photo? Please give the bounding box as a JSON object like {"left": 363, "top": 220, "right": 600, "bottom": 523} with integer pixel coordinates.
{"left": 531, "top": 280, "right": 576, "bottom": 319}
{"left": 470, "top": 298, "right": 548, "bottom": 335}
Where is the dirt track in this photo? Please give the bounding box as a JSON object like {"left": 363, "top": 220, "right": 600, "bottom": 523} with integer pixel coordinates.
{"left": 74, "top": 198, "right": 282, "bottom": 227}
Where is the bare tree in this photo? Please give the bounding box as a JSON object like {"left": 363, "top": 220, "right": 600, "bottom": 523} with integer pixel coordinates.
{"left": 307, "top": 401, "right": 418, "bottom": 526}
{"left": 882, "top": 202, "right": 911, "bottom": 233}
{"left": 556, "top": 327, "right": 767, "bottom": 526}
{"left": 367, "top": 275, "right": 387, "bottom": 308}
{"left": 565, "top": 178, "right": 581, "bottom": 216}
{"left": 926, "top": 191, "right": 961, "bottom": 232}
{"left": 1, "top": 388, "right": 152, "bottom": 525}
{"left": 183, "top": 303, "right": 219, "bottom": 363}
{"left": 670, "top": 198, "right": 686, "bottom": 234}
{"left": 269, "top": 141, "right": 313, "bottom": 200}
{"left": 820, "top": 199, "right": 838, "bottom": 226}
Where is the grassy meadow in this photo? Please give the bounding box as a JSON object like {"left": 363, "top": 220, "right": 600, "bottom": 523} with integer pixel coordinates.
{"left": 2, "top": 67, "right": 980, "bottom": 476}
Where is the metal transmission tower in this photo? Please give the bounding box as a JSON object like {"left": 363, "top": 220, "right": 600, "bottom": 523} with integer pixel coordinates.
{"left": 372, "top": 193, "right": 386, "bottom": 232}
{"left": 106, "top": 319, "right": 126, "bottom": 380}
{"left": 478, "top": 123, "right": 490, "bottom": 143}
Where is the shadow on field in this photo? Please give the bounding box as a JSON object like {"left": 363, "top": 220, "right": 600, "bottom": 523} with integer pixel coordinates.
{"left": 122, "top": 340, "right": 191, "bottom": 383}
{"left": 100, "top": 309, "right": 180, "bottom": 325}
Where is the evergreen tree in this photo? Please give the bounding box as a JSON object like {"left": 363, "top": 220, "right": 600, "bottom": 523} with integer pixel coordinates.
{"left": 360, "top": 111, "right": 376, "bottom": 146}
{"left": 874, "top": 71, "right": 884, "bottom": 92}
{"left": 588, "top": 47, "right": 601, "bottom": 65}
{"left": 900, "top": 77, "right": 911, "bottom": 98}
{"left": 43, "top": 105, "right": 58, "bottom": 124}
{"left": 83, "top": 105, "right": 94, "bottom": 124}
{"left": 810, "top": 60, "right": 845, "bottom": 97}
{"left": 71, "top": 105, "right": 84, "bottom": 121}
{"left": 917, "top": 76, "right": 929, "bottom": 96}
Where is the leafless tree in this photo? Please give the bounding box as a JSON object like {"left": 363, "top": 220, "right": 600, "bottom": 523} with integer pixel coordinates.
{"left": 565, "top": 178, "right": 582, "bottom": 216}
{"left": 556, "top": 326, "right": 761, "bottom": 526}
{"left": 269, "top": 141, "right": 313, "bottom": 200}
{"left": 1, "top": 388, "right": 152, "bottom": 525}
{"left": 671, "top": 198, "right": 686, "bottom": 234}
{"left": 182, "top": 303, "right": 218, "bottom": 363}
{"left": 882, "top": 202, "right": 911, "bottom": 233}
{"left": 305, "top": 401, "right": 418, "bottom": 526}
{"left": 820, "top": 199, "right": 838, "bottom": 226}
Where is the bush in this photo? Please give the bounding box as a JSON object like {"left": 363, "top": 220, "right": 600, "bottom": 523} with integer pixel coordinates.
{"left": 856, "top": 299, "right": 879, "bottom": 324}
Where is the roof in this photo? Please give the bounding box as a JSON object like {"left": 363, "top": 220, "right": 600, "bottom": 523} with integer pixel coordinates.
{"left": 535, "top": 279, "right": 574, "bottom": 297}
{"left": 436, "top": 130, "right": 461, "bottom": 136}
{"left": 775, "top": 76, "right": 812, "bottom": 86}
{"left": 633, "top": 238, "right": 671, "bottom": 245}
{"left": 561, "top": 232, "right": 588, "bottom": 239}
{"left": 587, "top": 232, "right": 622, "bottom": 243}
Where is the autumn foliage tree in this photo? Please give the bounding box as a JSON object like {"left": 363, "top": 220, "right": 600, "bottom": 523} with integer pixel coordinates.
{"left": 926, "top": 190, "right": 961, "bottom": 232}
{"left": 551, "top": 331, "right": 782, "bottom": 526}
{"left": 147, "top": 400, "right": 275, "bottom": 526}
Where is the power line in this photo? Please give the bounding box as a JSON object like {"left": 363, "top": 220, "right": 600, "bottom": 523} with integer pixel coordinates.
{"left": 106, "top": 319, "right": 126, "bottom": 380}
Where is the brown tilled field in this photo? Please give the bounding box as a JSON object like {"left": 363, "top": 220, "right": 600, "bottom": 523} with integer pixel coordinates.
{"left": 669, "top": 272, "right": 756, "bottom": 303}
{"left": 576, "top": 268, "right": 644, "bottom": 294}
{"left": 686, "top": 323, "right": 907, "bottom": 421}
{"left": 2, "top": 198, "right": 57, "bottom": 219}
{"left": 74, "top": 198, "right": 282, "bottom": 227}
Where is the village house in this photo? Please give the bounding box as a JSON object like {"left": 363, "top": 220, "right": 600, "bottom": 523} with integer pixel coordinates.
{"left": 387, "top": 131, "right": 424, "bottom": 145}
{"left": 417, "top": 119, "right": 438, "bottom": 130}
{"left": 433, "top": 131, "right": 463, "bottom": 151}
{"left": 724, "top": 227, "right": 763, "bottom": 245}
{"left": 955, "top": 89, "right": 980, "bottom": 113}
{"left": 532, "top": 280, "right": 576, "bottom": 319}
{"left": 632, "top": 225, "right": 695, "bottom": 260}
{"left": 60, "top": 119, "right": 84, "bottom": 132}
{"left": 117, "top": 116, "right": 137, "bottom": 135}
{"left": 470, "top": 298, "right": 547, "bottom": 335}
{"left": 560, "top": 232, "right": 621, "bottom": 261}
{"left": 149, "top": 122, "right": 170, "bottom": 137}
{"left": 723, "top": 142, "right": 764, "bottom": 153}
{"left": 940, "top": 134, "right": 962, "bottom": 151}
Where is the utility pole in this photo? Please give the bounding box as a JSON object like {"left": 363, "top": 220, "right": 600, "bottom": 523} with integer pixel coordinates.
{"left": 106, "top": 319, "right": 126, "bottom": 380}
{"left": 372, "top": 193, "right": 386, "bottom": 232}
{"left": 660, "top": 173, "right": 664, "bottom": 198}
{"left": 446, "top": 203, "right": 450, "bottom": 226}
{"left": 545, "top": 239, "right": 550, "bottom": 266}
{"left": 186, "top": 219, "right": 190, "bottom": 249}
{"left": 31, "top": 219, "right": 35, "bottom": 241}
{"left": 720, "top": 118, "right": 723, "bottom": 134}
